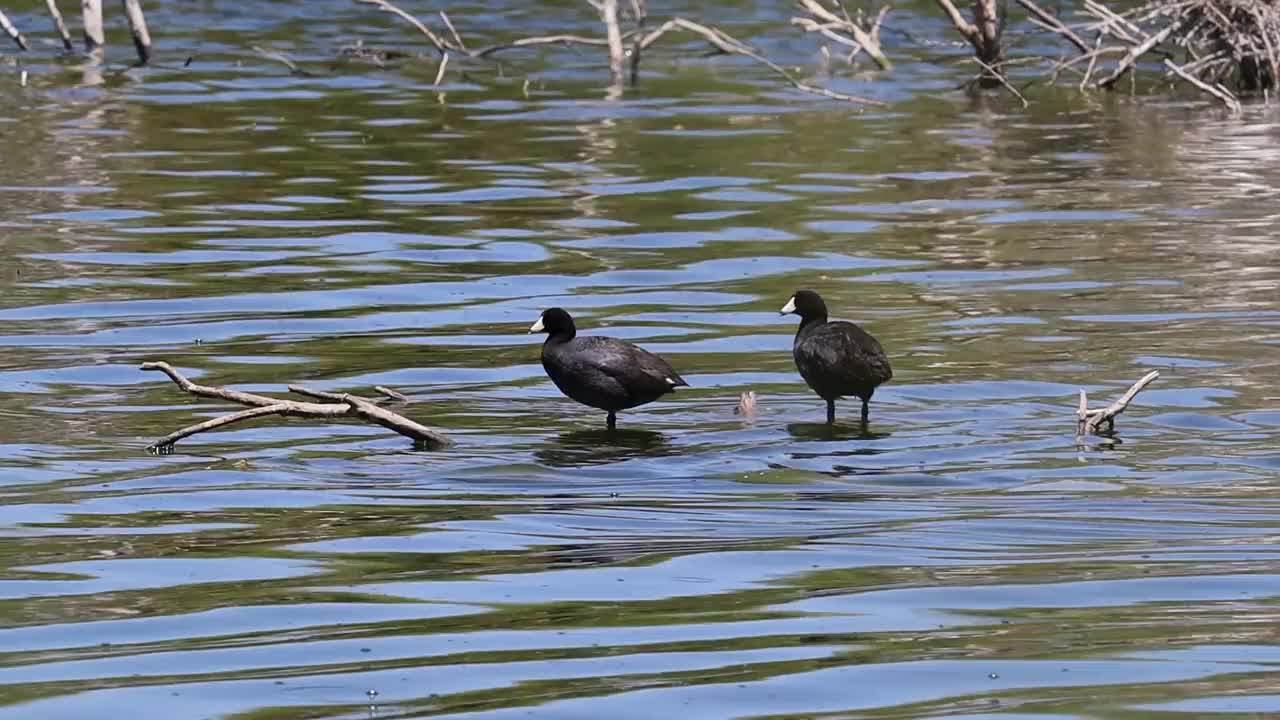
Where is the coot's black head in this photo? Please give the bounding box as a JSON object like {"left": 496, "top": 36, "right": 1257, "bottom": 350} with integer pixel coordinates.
{"left": 530, "top": 307, "right": 576, "bottom": 339}
{"left": 780, "top": 290, "right": 828, "bottom": 321}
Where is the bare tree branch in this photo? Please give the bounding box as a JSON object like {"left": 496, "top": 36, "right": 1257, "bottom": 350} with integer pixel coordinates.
{"left": 140, "top": 361, "right": 452, "bottom": 451}
{"left": 973, "top": 56, "right": 1028, "bottom": 105}
{"left": 1076, "top": 371, "right": 1160, "bottom": 436}
{"left": 638, "top": 17, "right": 887, "bottom": 104}
{"left": 597, "top": 0, "right": 626, "bottom": 81}
{"left": 793, "top": 0, "right": 892, "bottom": 70}
{"left": 254, "top": 46, "right": 312, "bottom": 76}
{"left": 82, "top": 0, "right": 104, "bottom": 50}
{"left": 44, "top": 0, "right": 73, "bottom": 51}
{"left": 1164, "top": 57, "right": 1241, "bottom": 113}
{"left": 439, "top": 10, "right": 467, "bottom": 53}
{"left": 1016, "top": 0, "right": 1090, "bottom": 53}
{"left": 1098, "top": 17, "right": 1188, "bottom": 88}
{"left": 121, "top": 0, "right": 153, "bottom": 64}
{"left": 0, "top": 7, "right": 28, "bottom": 50}
{"left": 354, "top": 0, "right": 456, "bottom": 53}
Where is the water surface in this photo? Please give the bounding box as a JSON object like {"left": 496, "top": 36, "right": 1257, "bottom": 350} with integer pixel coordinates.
{"left": 1, "top": 1, "right": 1279, "bottom": 718}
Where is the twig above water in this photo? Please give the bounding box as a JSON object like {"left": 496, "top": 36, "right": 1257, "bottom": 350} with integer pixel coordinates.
{"left": 350, "top": 0, "right": 884, "bottom": 105}
{"left": 792, "top": 0, "right": 893, "bottom": 70}
{"left": 122, "top": 0, "right": 152, "bottom": 64}
{"left": 1076, "top": 370, "right": 1160, "bottom": 436}
{"left": 355, "top": 0, "right": 458, "bottom": 53}
{"left": 0, "top": 8, "right": 28, "bottom": 51}
{"left": 140, "top": 361, "right": 451, "bottom": 451}
{"left": 44, "top": 0, "right": 73, "bottom": 51}
{"left": 1164, "top": 57, "right": 1241, "bottom": 113}
{"left": 253, "top": 46, "right": 313, "bottom": 76}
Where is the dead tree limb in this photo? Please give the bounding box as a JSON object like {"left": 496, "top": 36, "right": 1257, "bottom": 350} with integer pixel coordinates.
{"left": 1164, "top": 57, "right": 1241, "bottom": 112}
{"left": 354, "top": 0, "right": 456, "bottom": 54}
{"left": 0, "top": 8, "right": 28, "bottom": 50}
{"left": 934, "top": 0, "right": 1004, "bottom": 82}
{"left": 433, "top": 50, "right": 449, "bottom": 85}
{"left": 792, "top": 0, "right": 892, "bottom": 70}
{"left": 254, "top": 45, "right": 312, "bottom": 76}
{"left": 44, "top": 0, "right": 73, "bottom": 51}
{"left": 121, "top": 0, "right": 153, "bottom": 64}
{"left": 1015, "top": 0, "right": 1089, "bottom": 53}
{"left": 439, "top": 10, "right": 467, "bottom": 53}
{"left": 353, "top": 0, "right": 883, "bottom": 105}
{"left": 973, "top": 56, "right": 1028, "bottom": 105}
{"left": 1076, "top": 370, "right": 1160, "bottom": 436}
{"left": 376, "top": 385, "right": 411, "bottom": 402}
{"left": 471, "top": 34, "right": 611, "bottom": 57}
{"left": 589, "top": 0, "right": 626, "bottom": 81}
{"left": 140, "top": 361, "right": 452, "bottom": 451}
{"left": 637, "top": 17, "right": 886, "bottom": 104}
{"left": 1097, "top": 17, "right": 1187, "bottom": 89}
{"left": 82, "top": 0, "right": 104, "bottom": 51}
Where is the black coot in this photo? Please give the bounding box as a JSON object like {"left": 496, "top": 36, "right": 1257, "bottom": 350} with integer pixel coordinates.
{"left": 780, "top": 290, "right": 891, "bottom": 424}
{"left": 530, "top": 308, "right": 688, "bottom": 429}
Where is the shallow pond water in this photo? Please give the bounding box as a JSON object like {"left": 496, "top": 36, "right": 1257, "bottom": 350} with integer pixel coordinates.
{"left": 1, "top": 1, "right": 1279, "bottom": 718}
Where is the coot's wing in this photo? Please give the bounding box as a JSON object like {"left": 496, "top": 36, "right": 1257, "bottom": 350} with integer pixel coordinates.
{"left": 577, "top": 336, "right": 687, "bottom": 394}
{"left": 798, "top": 322, "right": 892, "bottom": 385}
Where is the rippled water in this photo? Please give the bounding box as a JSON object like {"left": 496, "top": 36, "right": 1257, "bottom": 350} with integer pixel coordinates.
{"left": 2, "top": 1, "right": 1279, "bottom": 718}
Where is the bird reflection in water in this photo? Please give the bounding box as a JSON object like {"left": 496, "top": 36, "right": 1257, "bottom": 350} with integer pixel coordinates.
{"left": 786, "top": 421, "right": 890, "bottom": 443}
{"left": 535, "top": 427, "right": 674, "bottom": 468}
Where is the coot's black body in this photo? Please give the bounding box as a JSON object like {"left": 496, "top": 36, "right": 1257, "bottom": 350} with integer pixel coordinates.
{"left": 781, "top": 290, "right": 891, "bottom": 424}
{"left": 531, "top": 307, "right": 687, "bottom": 429}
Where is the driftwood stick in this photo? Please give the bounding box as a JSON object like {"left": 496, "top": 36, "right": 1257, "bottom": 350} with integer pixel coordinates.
{"left": 1098, "top": 18, "right": 1186, "bottom": 89}
{"left": 287, "top": 385, "right": 350, "bottom": 403}
{"left": 471, "top": 34, "right": 611, "bottom": 57}
{"left": 150, "top": 405, "right": 301, "bottom": 449}
{"left": 433, "top": 50, "right": 449, "bottom": 85}
{"left": 286, "top": 385, "right": 448, "bottom": 444}
{"left": 142, "top": 361, "right": 300, "bottom": 408}
{"left": 1082, "top": 0, "right": 1140, "bottom": 44}
{"left": 376, "top": 386, "right": 411, "bottom": 402}
{"left": 973, "top": 56, "right": 1028, "bottom": 106}
{"left": 121, "top": 0, "right": 152, "bottom": 63}
{"left": 1080, "top": 35, "right": 1105, "bottom": 89}
{"left": 354, "top": 0, "right": 454, "bottom": 53}
{"left": 637, "top": 17, "right": 886, "bottom": 105}
{"left": 141, "top": 362, "right": 452, "bottom": 449}
{"left": 0, "top": 8, "right": 28, "bottom": 50}
{"left": 1077, "top": 371, "right": 1160, "bottom": 435}
{"left": 793, "top": 0, "right": 892, "bottom": 70}
{"left": 1076, "top": 389, "right": 1089, "bottom": 436}
{"left": 934, "top": 0, "right": 979, "bottom": 44}
{"left": 45, "top": 0, "right": 73, "bottom": 51}
{"left": 591, "top": 0, "right": 626, "bottom": 81}
{"left": 253, "top": 46, "right": 311, "bottom": 75}
{"left": 438, "top": 10, "right": 466, "bottom": 53}
{"left": 1163, "top": 58, "right": 1241, "bottom": 113}
{"left": 82, "top": 0, "right": 104, "bottom": 51}
{"left": 1015, "top": 0, "right": 1089, "bottom": 53}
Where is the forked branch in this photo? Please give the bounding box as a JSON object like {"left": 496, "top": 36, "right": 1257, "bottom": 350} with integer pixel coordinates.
{"left": 792, "top": 0, "right": 892, "bottom": 70}
{"left": 140, "top": 361, "right": 452, "bottom": 451}
{"left": 352, "top": 0, "right": 884, "bottom": 104}
{"left": 1076, "top": 370, "right": 1160, "bottom": 436}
